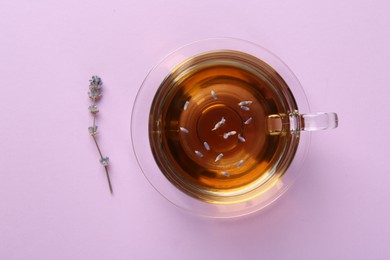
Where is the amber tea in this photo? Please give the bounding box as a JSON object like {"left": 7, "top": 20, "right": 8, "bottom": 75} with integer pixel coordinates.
{"left": 149, "top": 50, "right": 300, "bottom": 203}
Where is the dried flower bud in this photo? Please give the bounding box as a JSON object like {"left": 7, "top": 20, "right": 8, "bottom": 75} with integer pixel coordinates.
{"left": 88, "top": 104, "right": 99, "bottom": 113}
{"left": 100, "top": 157, "right": 109, "bottom": 167}
{"left": 88, "top": 125, "right": 98, "bottom": 136}
{"left": 89, "top": 75, "right": 102, "bottom": 87}
{"left": 88, "top": 89, "right": 102, "bottom": 100}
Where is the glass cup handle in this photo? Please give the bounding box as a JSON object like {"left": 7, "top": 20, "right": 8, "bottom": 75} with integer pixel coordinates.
{"left": 300, "top": 112, "right": 338, "bottom": 131}
{"left": 267, "top": 112, "right": 338, "bottom": 135}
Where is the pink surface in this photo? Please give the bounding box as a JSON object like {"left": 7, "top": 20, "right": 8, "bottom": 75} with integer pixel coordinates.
{"left": 1, "top": 0, "right": 389, "bottom": 259}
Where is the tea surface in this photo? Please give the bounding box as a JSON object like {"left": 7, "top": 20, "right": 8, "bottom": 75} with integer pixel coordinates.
{"left": 149, "top": 51, "right": 299, "bottom": 202}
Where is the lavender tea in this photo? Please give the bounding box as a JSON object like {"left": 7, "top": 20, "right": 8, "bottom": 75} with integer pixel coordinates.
{"left": 149, "top": 51, "right": 300, "bottom": 203}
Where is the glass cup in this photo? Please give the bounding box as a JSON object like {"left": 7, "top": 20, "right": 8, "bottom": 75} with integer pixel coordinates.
{"left": 131, "top": 38, "right": 338, "bottom": 218}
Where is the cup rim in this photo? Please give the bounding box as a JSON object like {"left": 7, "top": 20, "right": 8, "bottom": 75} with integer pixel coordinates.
{"left": 131, "top": 37, "right": 311, "bottom": 218}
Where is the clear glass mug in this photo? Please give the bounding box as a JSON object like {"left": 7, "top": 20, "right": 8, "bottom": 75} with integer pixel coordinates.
{"left": 131, "top": 38, "right": 338, "bottom": 218}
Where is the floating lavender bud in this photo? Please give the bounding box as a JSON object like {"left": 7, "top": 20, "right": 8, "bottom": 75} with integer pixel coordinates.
{"left": 238, "top": 134, "right": 246, "bottom": 142}
{"left": 240, "top": 105, "right": 250, "bottom": 111}
{"left": 237, "top": 160, "right": 244, "bottom": 167}
{"left": 203, "top": 142, "right": 210, "bottom": 151}
{"left": 215, "top": 153, "right": 224, "bottom": 162}
{"left": 221, "top": 171, "right": 230, "bottom": 177}
{"left": 183, "top": 101, "right": 190, "bottom": 111}
{"left": 223, "top": 131, "right": 237, "bottom": 139}
{"left": 179, "top": 127, "right": 189, "bottom": 134}
{"left": 212, "top": 117, "right": 226, "bottom": 131}
{"left": 211, "top": 90, "right": 217, "bottom": 100}
{"left": 195, "top": 150, "right": 204, "bottom": 158}
{"left": 238, "top": 100, "right": 253, "bottom": 106}
{"left": 244, "top": 117, "right": 253, "bottom": 125}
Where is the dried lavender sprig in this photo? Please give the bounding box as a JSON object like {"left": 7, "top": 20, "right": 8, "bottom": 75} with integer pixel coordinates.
{"left": 88, "top": 75, "right": 113, "bottom": 194}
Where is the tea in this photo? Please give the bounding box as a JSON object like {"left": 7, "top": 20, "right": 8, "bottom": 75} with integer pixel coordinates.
{"left": 149, "top": 51, "right": 300, "bottom": 203}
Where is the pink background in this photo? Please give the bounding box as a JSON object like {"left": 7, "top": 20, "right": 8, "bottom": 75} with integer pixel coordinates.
{"left": 1, "top": 0, "right": 389, "bottom": 259}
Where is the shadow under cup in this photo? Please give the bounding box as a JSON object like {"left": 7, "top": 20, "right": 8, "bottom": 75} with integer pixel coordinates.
{"left": 149, "top": 50, "right": 300, "bottom": 204}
